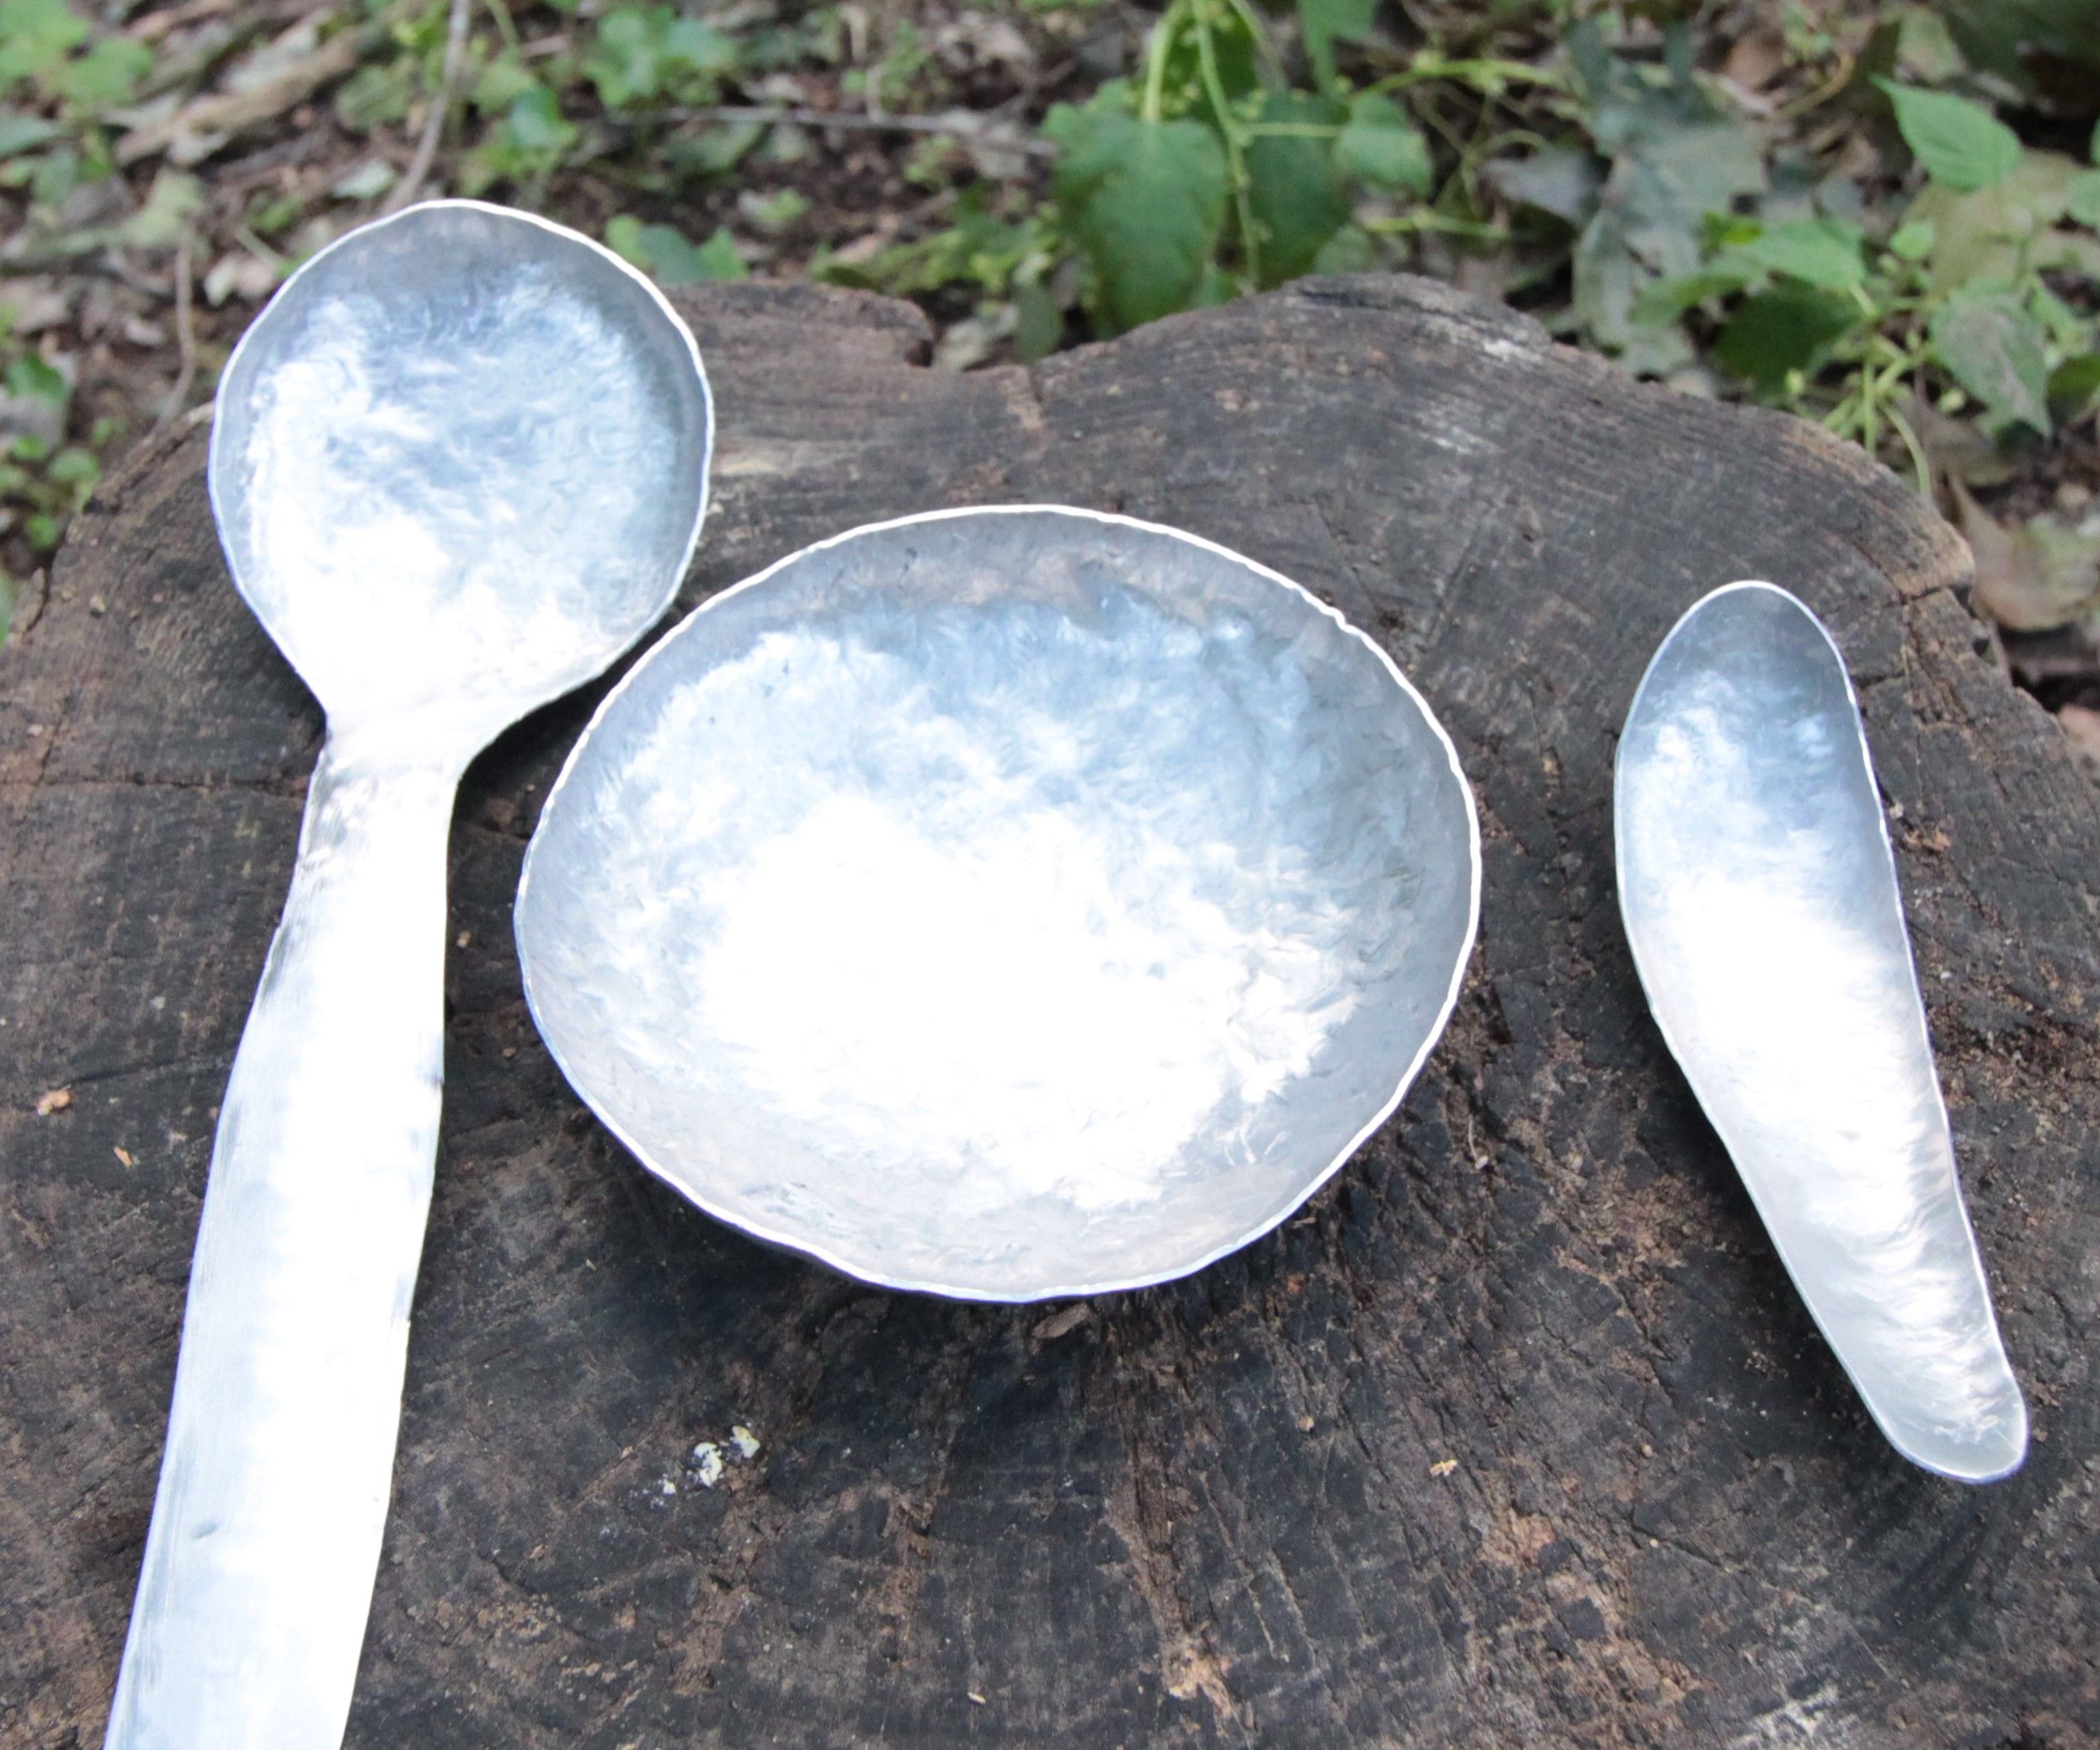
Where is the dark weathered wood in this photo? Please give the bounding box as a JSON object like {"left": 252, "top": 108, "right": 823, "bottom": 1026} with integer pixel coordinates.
{"left": 3, "top": 275, "right": 2097, "bottom": 1749}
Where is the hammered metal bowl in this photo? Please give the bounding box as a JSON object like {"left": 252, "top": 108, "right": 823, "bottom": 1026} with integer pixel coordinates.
{"left": 515, "top": 507, "right": 1479, "bottom": 1299}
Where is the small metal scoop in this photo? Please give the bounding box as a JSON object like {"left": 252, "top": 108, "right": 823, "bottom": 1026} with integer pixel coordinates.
{"left": 516, "top": 507, "right": 1480, "bottom": 1300}
{"left": 107, "top": 202, "right": 712, "bottom": 1747}
{"left": 1616, "top": 582, "right": 2027, "bottom": 1482}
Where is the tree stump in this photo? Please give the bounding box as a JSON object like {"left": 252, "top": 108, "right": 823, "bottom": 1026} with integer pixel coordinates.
{"left": 3, "top": 276, "right": 2096, "bottom": 1749}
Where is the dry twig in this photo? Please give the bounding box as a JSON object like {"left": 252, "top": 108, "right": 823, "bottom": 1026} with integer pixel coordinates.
{"left": 127, "top": 0, "right": 239, "bottom": 44}
{"left": 117, "top": 24, "right": 378, "bottom": 167}
{"left": 153, "top": 228, "right": 198, "bottom": 434}
{"left": 648, "top": 103, "right": 1056, "bottom": 157}
{"left": 386, "top": 0, "right": 474, "bottom": 212}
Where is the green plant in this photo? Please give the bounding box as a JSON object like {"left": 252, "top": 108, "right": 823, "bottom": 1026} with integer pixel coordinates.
{"left": 0, "top": 0, "right": 152, "bottom": 246}
{"left": 0, "top": 0, "right": 158, "bottom": 643}
{"left": 0, "top": 0, "right": 149, "bottom": 115}
{"left": 1626, "top": 84, "right": 2100, "bottom": 488}
{"left": 3, "top": 0, "right": 2093, "bottom": 632}
{"left": 606, "top": 215, "right": 746, "bottom": 283}
{"left": 0, "top": 327, "right": 111, "bottom": 646}
{"left": 1037, "top": 0, "right": 1540, "bottom": 334}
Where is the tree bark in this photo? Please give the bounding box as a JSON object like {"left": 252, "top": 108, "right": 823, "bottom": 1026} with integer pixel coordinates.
{"left": 3, "top": 275, "right": 2095, "bottom": 1749}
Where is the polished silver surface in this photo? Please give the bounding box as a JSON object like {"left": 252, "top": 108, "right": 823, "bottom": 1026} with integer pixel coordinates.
{"left": 106, "top": 200, "right": 712, "bottom": 1749}
{"left": 517, "top": 506, "right": 1481, "bottom": 1301}
{"left": 1615, "top": 581, "right": 2026, "bottom": 1484}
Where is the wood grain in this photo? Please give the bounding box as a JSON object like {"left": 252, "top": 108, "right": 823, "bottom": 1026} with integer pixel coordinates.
{"left": 3, "top": 275, "right": 2095, "bottom": 1749}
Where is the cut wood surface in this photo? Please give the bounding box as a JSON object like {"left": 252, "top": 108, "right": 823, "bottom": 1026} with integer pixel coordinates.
{"left": 3, "top": 276, "right": 2097, "bottom": 1749}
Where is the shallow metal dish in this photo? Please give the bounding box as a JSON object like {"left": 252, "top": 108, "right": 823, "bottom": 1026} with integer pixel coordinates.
{"left": 516, "top": 507, "right": 1480, "bottom": 1299}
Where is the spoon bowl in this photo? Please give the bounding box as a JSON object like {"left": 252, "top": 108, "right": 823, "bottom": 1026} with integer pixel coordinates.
{"left": 210, "top": 199, "right": 712, "bottom": 755}
{"left": 517, "top": 507, "right": 1480, "bottom": 1300}
{"left": 1616, "top": 581, "right": 2026, "bottom": 1483}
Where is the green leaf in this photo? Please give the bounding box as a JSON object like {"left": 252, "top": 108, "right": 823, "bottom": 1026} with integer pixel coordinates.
{"left": 44, "top": 443, "right": 96, "bottom": 489}
{"left": 1484, "top": 146, "right": 1602, "bottom": 228}
{"left": 1014, "top": 280, "right": 1063, "bottom": 362}
{"left": 1157, "top": 5, "right": 1257, "bottom": 104}
{"left": 604, "top": 213, "right": 649, "bottom": 269}
{"left": 333, "top": 60, "right": 413, "bottom": 132}
{"left": 1908, "top": 147, "right": 2090, "bottom": 292}
{"left": 1298, "top": 0, "right": 1377, "bottom": 89}
{"left": 0, "top": 0, "right": 88, "bottom": 88}
{"left": 1894, "top": 7, "right": 1966, "bottom": 83}
{"left": 1930, "top": 287, "right": 2051, "bottom": 431}
{"left": 1618, "top": 319, "right": 1697, "bottom": 381}
{"left": 2047, "top": 352, "right": 2100, "bottom": 422}
{"left": 5, "top": 351, "right": 67, "bottom": 403}
{"left": 1311, "top": 223, "right": 1376, "bottom": 274}
{"left": 120, "top": 168, "right": 203, "bottom": 251}
{"left": 1571, "top": 206, "right": 1639, "bottom": 349}
{"left": 1572, "top": 18, "right": 1724, "bottom": 158}
{"left": 2066, "top": 168, "right": 2100, "bottom": 229}
{"left": 0, "top": 109, "right": 61, "bottom": 157}
{"left": 1714, "top": 285, "right": 1861, "bottom": 392}
{"left": 1333, "top": 92, "right": 1431, "bottom": 196}
{"left": 1731, "top": 216, "right": 1868, "bottom": 290}
{"left": 691, "top": 226, "right": 746, "bottom": 280}
{"left": 1189, "top": 261, "right": 1234, "bottom": 310}
{"left": 1047, "top": 104, "right": 1228, "bottom": 333}
{"left": 669, "top": 120, "right": 763, "bottom": 178}
{"left": 245, "top": 190, "right": 301, "bottom": 237}
{"left": 662, "top": 17, "right": 738, "bottom": 75}
{"left": 471, "top": 51, "right": 536, "bottom": 114}
{"left": 47, "top": 33, "right": 149, "bottom": 107}
{"left": 741, "top": 186, "right": 807, "bottom": 234}
{"left": 1877, "top": 80, "right": 2022, "bottom": 193}
{"left": 585, "top": 3, "right": 738, "bottom": 107}
{"left": 505, "top": 84, "right": 577, "bottom": 154}
{"left": 587, "top": 8, "right": 663, "bottom": 106}
{"left": 607, "top": 218, "right": 746, "bottom": 285}
{"left": 1888, "top": 216, "right": 1936, "bottom": 260}
{"left": 26, "top": 136, "right": 76, "bottom": 205}
{"left": 1612, "top": 120, "right": 1767, "bottom": 278}
{"left": 1632, "top": 265, "right": 1755, "bottom": 325}
{"left": 2024, "top": 227, "right": 2100, "bottom": 282}
{"left": 812, "top": 195, "right": 1033, "bottom": 298}
{"left": 330, "top": 158, "right": 396, "bottom": 201}
{"left": 2030, "top": 282, "right": 2090, "bottom": 351}
{"left": 1244, "top": 92, "right": 1349, "bottom": 287}
{"left": 1567, "top": 99, "right": 1764, "bottom": 352}
{"left": 645, "top": 222, "right": 701, "bottom": 277}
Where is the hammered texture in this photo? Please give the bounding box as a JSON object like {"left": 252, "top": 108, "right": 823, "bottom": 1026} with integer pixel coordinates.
{"left": 517, "top": 509, "right": 1479, "bottom": 1299}
{"left": 100, "top": 202, "right": 714, "bottom": 1748}
{"left": 1615, "top": 583, "right": 2026, "bottom": 1481}
{"left": 210, "top": 201, "right": 713, "bottom": 755}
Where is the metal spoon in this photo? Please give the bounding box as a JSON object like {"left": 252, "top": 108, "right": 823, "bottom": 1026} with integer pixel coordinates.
{"left": 105, "top": 200, "right": 712, "bottom": 1747}
{"left": 515, "top": 507, "right": 1480, "bottom": 1300}
{"left": 1615, "top": 581, "right": 2026, "bottom": 1483}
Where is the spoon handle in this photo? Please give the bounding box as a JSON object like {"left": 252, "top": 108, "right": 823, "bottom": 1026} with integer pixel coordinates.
{"left": 106, "top": 735, "right": 459, "bottom": 1750}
